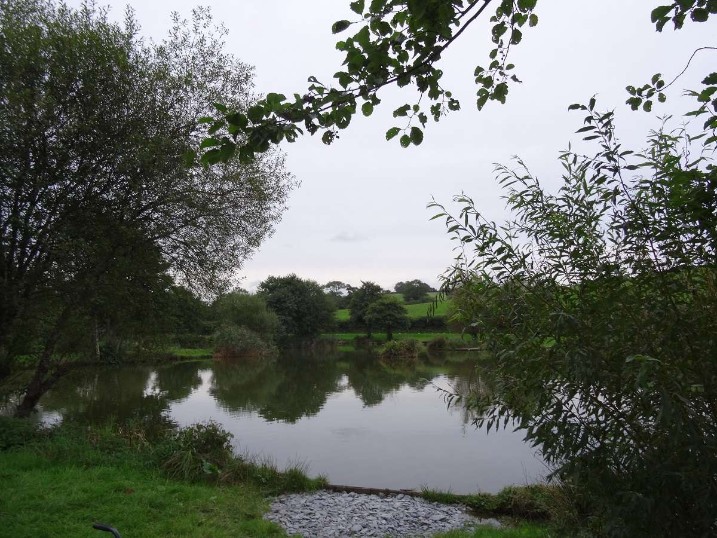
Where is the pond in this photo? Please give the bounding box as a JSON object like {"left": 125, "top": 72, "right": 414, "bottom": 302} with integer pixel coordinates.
{"left": 36, "top": 351, "right": 546, "bottom": 494}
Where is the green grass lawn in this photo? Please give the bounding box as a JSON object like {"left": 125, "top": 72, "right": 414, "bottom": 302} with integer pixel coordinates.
{"left": 166, "top": 347, "right": 213, "bottom": 359}
{"left": 324, "top": 331, "right": 461, "bottom": 342}
{"left": 0, "top": 448, "right": 281, "bottom": 538}
{"left": 335, "top": 293, "right": 452, "bottom": 321}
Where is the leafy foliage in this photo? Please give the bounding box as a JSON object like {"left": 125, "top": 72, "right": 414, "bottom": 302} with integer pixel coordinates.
{"left": 323, "top": 280, "right": 356, "bottom": 309}
{"left": 0, "top": 1, "right": 295, "bottom": 412}
{"left": 199, "top": 1, "right": 714, "bottom": 163}
{"left": 431, "top": 95, "right": 717, "bottom": 536}
{"left": 161, "top": 421, "right": 234, "bottom": 481}
{"left": 200, "top": 0, "right": 543, "bottom": 162}
{"left": 364, "top": 295, "right": 410, "bottom": 340}
{"left": 258, "top": 275, "right": 336, "bottom": 339}
{"left": 394, "top": 279, "right": 435, "bottom": 303}
{"left": 378, "top": 339, "right": 419, "bottom": 365}
{"left": 211, "top": 292, "right": 280, "bottom": 343}
{"left": 348, "top": 281, "right": 386, "bottom": 335}
{"left": 213, "top": 325, "right": 277, "bottom": 360}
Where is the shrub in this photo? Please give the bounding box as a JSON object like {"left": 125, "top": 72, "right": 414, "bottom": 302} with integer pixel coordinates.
{"left": 379, "top": 339, "right": 419, "bottom": 365}
{"left": 213, "top": 325, "right": 277, "bottom": 360}
{"left": 433, "top": 97, "right": 717, "bottom": 536}
{"left": 426, "top": 336, "right": 447, "bottom": 353}
{"left": 160, "top": 422, "right": 234, "bottom": 481}
{"left": 0, "top": 416, "right": 42, "bottom": 450}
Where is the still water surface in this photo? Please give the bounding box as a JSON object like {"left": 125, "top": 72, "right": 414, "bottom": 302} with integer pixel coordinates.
{"left": 38, "top": 352, "right": 545, "bottom": 493}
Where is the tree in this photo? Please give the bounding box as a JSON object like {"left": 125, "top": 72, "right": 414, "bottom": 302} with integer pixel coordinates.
{"left": 258, "top": 275, "right": 336, "bottom": 339}
{"left": 348, "top": 281, "right": 385, "bottom": 336}
{"left": 164, "top": 285, "right": 210, "bottom": 337}
{"left": 199, "top": 1, "right": 716, "bottom": 163}
{"left": 364, "top": 296, "right": 409, "bottom": 340}
{"left": 0, "top": 1, "right": 296, "bottom": 414}
{"left": 394, "top": 279, "right": 434, "bottom": 303}
{"left": 323, "top": 280, "right": 355, "bottom": 309}
{"left": 211, "top": 292, "right": 279, "bottom": 343}
{"left": 431, "top": 95, "right": 717, "bottom": 535}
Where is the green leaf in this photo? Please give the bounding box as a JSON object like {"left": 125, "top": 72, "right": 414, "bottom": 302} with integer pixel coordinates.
{"left": 226, "top": 112, "right": 248, "bottom": 131}
{"left": 399, "top": 134, "right": 411, "bottom": 148}
{"left": 703, "top": 72, "right": 717, "bottom": 85}
{"left": 349, "top": 0, "right": 365, "bottom": 14}
{"left": 691, "top": 8, "right": 709, "bottom": 21}
{"left": 361, "top": 102, "right": 374, "bottom": 117}
{"left": 213, "top": 102, "right": 228, "bottom": 113}
{"left": 207, "top": 121, "right": 224, "bottom": 135}
{"left": 650, "top": 5, "right": 673, "bottom": 23}
{"left": 408, "top": 0, "right": 429, "bottom": 18}
{"left": 385, "top": 127, "right": 400, "bottom": 140}
{"left": 201, "top": 148, "right": 223, "bottom": 165}
{"left": 238, "top": 145, "right": 255, "bottom": 164}
{"left": 332, "top": 20, "right": 351, "bottom": 34}
{"left": 517, "top": 0, "right": 537, "bottom": 10}
{"left": 393, "top": 104, "right": 411, "bottom": 117}
{"left": 200, "top": 137, "right": 222, "bottom": 149}
{"left": 247, "top": 105, "right": 265, "bottom": 123}
{"left": 409, "top": 126, "right": 423, "bottom": 145}
{"left": 529, "top": 13, "right": 538, "bottom": 26}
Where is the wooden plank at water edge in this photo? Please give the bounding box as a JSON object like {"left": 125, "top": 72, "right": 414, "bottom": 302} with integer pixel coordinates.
{"left": 324, "top": 484, "right": 421, "bottom": 497}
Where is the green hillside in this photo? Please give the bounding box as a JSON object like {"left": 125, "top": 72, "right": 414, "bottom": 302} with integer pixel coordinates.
{"left": 335, "top": 293, "right": 451, "bottom": 321}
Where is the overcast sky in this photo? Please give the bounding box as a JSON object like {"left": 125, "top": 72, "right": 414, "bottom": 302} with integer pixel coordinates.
{"left": 68, "top": 0, "right": 715, "bottom": 291}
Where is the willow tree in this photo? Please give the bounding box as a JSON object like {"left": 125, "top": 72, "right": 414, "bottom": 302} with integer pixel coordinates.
{"left": 431, "top": 94, "right": 717, "bottom": 535}
{"left": 0, "top": 1, "right": 296, "bottom": 414}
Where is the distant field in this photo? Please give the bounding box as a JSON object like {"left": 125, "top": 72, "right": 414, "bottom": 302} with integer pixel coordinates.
{"left": 323, "top": 332, "right": 459, "bottom": 342}
{"left": 335, "top": 293, "right": 452, "bottom": 321}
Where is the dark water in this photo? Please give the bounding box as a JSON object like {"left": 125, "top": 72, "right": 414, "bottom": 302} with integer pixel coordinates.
{"left": 37, "top": 351, "right": 546, "bottom": 493}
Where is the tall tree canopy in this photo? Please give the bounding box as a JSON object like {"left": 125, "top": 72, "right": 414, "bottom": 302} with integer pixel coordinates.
{"left": 0, "top": 0, "right": 296, "bottom": 413}
{"left": 364, "top": 295, "right": 409, "bottom": 340}
{"left": 200, "top": 0, "right": 717, "bottom": 163}
{"left": 394, "top": 279, "right": 434, "bottom": 303}
{"left": 258, "top": 275, "right": 336, "bottom": 339}
{"left": 348, "top": 281, "right": 385, "bottom": 336}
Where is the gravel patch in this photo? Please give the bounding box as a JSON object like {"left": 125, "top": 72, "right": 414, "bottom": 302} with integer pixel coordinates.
{"left": 265, "top": 490, "right": 502, "bottom": 537}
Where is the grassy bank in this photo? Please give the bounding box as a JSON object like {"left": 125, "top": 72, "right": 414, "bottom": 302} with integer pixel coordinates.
{"left": 0, "top": 417, "right": 321, "bottom": 537}
{"left": 0, "top": 417, "right": 558, "bottom": 537}
{"left": 2, "top": 453, "right": 281, "bottom": 537}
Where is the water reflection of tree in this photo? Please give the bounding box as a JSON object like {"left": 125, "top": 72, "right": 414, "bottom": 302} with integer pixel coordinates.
{"left": 209, "top": 357, "right": 343, "bottom": 423}
{"left": 37, "top": 354, "right": 486, "bottom": 426}
{"left": 40, "top": 366, "right": 168, "bottom": 424}
{"left": 209, "top": 361, "right": 284, "bottom": 416}
{"left": 343, "top": 352, "right": 447, "bottom": 407}
{"left": 152, "top": 361, "right": 204, "bottom": 402}
{"left": 438, "top": 358, "right": 503, "bottom": 426}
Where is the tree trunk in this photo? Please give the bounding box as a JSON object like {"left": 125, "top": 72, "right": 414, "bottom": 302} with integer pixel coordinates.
{"left": 386, "top": 323, "right": 393, "bottom": 341}
{"left": 14, "top": 306, "right": 71, "bottom": 417}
